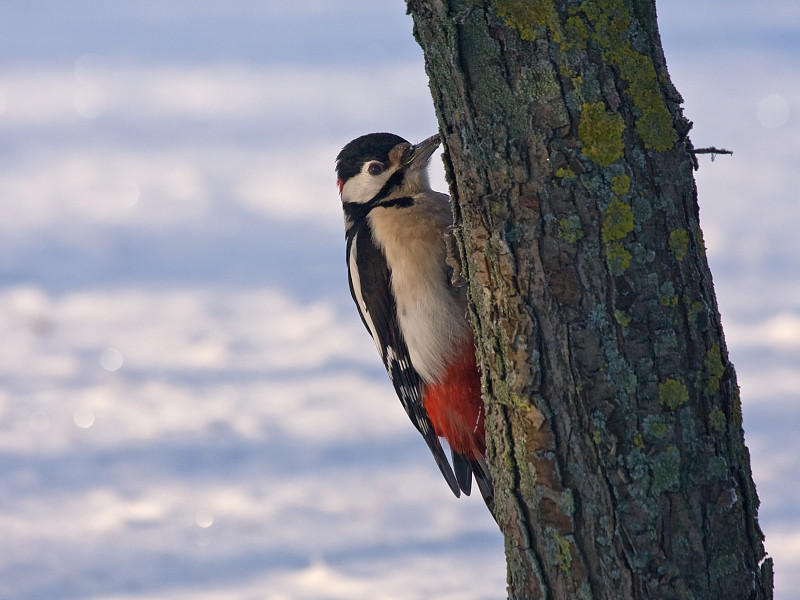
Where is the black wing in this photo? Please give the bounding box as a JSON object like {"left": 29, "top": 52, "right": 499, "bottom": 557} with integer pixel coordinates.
{"left": 346, "top": 226, "right": 461, "bottom": 497}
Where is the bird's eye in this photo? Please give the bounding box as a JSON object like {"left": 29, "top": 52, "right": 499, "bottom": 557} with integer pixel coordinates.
{"left": 367, "top": 162, "right": 385, "bottom": 176}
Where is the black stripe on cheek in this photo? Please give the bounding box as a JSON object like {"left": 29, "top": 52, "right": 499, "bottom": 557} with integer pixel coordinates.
{"left": 373, "top": 169, "right": 405, "bottom": 202}
{"left": 343, "top": 201, "right": 370, "bottom": 226}
{"left": 380, "top": 196, "right": 415, "bottom": 209}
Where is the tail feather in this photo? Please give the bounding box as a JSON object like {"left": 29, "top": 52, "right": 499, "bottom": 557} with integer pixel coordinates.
{"left": 471, "top": 455, "right": 494, "bottom": 514}
{"left": 452, "top": 450, "right": 495, "bottom": 514}
{"left": 452, "top": 450, "right": 473, "bottom": 496}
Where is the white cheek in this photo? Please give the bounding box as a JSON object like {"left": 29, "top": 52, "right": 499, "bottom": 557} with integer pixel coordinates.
{"left": 341, "top": 170, "right": 391, "bottom": 205}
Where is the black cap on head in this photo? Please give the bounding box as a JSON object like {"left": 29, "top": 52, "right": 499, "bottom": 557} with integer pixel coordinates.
{"left": 336, "top": 132, "right": 408, "bottom": 184}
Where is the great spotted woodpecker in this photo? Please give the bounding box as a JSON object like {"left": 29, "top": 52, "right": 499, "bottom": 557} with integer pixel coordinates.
{"left": 336, "top": 132, "right": 493, "bottom": 510}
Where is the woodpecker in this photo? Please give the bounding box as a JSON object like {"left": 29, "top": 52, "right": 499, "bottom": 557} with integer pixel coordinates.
{"left": 336, "top": 132, "right": 493, "bottom": 511}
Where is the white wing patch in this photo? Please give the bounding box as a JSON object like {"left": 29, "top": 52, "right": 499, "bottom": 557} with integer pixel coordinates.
{"left": 348, "top": 232, "right": 384, "bottom": 359}
{"left": 385, "top": 345, "right": 413, "bottom": 381}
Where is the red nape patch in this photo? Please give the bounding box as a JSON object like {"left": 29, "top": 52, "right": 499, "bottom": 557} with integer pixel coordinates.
{"left": 423, "top": 345, "right": 485, "bottom": 459}
{"left": 337, "top": 177, "right": 344, "bottom": 195}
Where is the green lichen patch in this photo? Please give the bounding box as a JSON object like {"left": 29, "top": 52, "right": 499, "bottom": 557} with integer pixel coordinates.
{"left": 555, "top": 166, "right": 576, "bottom": 179}
{"left": 659, "top": 294, "right": 678, "bottom": 308}
{"left": 659, "top": 378, "right": 688, "bottom": 410}
{"left": 610, "top": 174, "right": 631, "bottom": 196}
{"left": 651, "top": 445, "right": 681, "bottom": 494}
{"left": 688, "top": 300, "right": 704, "bottom": 323}
{"left": 643, "top": 414, "right": 669, "bottom": 441}
{"left": 668, "top": 228, "right": 689, "bottom": 261}
{"left": 605, "top": 241, "right": 631, "bottom": 275}
{"left": 709, "top": 408, "right": 726, "bottom": 435}
{"left": 553, "top": 532, "right": 573, "bottom": 573}
{"left": 659, "top": 281, "right": 677, "bottom": 307}
{"left": 558, "top": 215, "right": 584, "bottom": 244}
{"left": 628, "top": 80, "right": 678, "bottom": 151}
{"left": 563, "top": 15, "right": 588, "bottom": 50}
{"left": 731, "top": 385, "right": 743, "bottom": 425}
{"left": 578, "top": 101, "right": 625, "bottom": 166}
{"left": 572, "top": 0, "right": 678, "bottom": 152}
{"left": 602, "top": 198, "right": 634, "bottom": 243}
{"left": 704, "top": 344, "right": 725, "bottom": 394}
{"left": 496, "top": 0, "right": 561, "bottom": 43}
{"left": 613, "top": 310, "right": 631, "bottom": 326}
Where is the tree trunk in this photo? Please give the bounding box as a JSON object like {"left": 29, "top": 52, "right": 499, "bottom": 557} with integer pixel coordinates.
{"left": 406, "top": 1, "right": 773, "bottom": 598}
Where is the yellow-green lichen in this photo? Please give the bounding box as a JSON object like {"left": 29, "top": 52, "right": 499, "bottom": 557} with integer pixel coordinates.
{"left": 659, "top": 378, "right": 688, "bottom": 410}
{"left": 611, "top": 174, "right": 631, "bottom": 195}
{"left": 659, "top": 294, "right": 678, "bottom": 308}
{"left": 496, "top": 0, "right": 561, "bottom": 44}
{"left": 571, "top": 0, "right": 678, "bottom": 152}
{"left": 563, "top": 15, "right": 588, "bottom": 50}
{"left": 668, "top": 228, "right": 689, "bottom": 261}
{"left": 602, "top": 198, "right": 634, "bottom": 242}
{"left": 704, "top": 344, "right": 725, "bottom": 394}
{"left": 578, "top": 101, "right": 625, "bottom": 166}
{"left": 709, "top": 408, "right": 726, "bottom": 435}
{"left": 688, "top": 300, "right": 704, "bottom": 323}
{"left": 618, "top": 50, "right": 678, "bottom": 151}
{"left": 605, "top": 242, "right": 631, "bottom": 275}
{"left": 553, "top": 532, "right": 573, "bottom": 573}
{"left": 555, "top": 166, "right": 576, "bottom": 179}
{"left": 633, "top": 432, "right": 645, "bottom": 451}
{"left": 558, "top": 216, "right": 584, "bottom": 244}
{"left": 659, "top": 281, "right": 677, "bottom": 307}
{"left": 643, "top": 414, "right": 669, "bottom": 439}
{"left": 731, "top": 385, "right": 743, "bottom": 425}
{"left": 614, "top": 310, "right": 631, "bottom": 326}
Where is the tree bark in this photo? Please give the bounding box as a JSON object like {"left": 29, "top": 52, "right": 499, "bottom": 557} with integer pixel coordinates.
{"left": 406, "top": 1, "right": 773, "bottom": 598}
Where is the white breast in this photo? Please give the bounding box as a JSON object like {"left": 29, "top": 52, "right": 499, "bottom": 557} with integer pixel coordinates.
{"left": 368, "top": 192, "right": 470, "bottom": 385}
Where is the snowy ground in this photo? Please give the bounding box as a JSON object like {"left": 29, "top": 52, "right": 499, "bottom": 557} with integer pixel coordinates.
{"left": 0, "top": 2, "right": 797, "bottom": 598}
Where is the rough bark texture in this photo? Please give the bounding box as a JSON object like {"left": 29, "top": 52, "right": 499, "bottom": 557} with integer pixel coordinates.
{"left": 406, "top": 1, "right": 773, "bottom": 598}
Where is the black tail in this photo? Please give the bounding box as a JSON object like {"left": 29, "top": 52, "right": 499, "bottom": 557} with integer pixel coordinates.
{"left": 452, "top": 450, "right": 495, "bottom": 514}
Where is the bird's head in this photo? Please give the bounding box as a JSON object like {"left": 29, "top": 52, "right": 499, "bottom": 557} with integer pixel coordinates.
{"left": 335, "top": 132, "right": 441, "bottom": 206}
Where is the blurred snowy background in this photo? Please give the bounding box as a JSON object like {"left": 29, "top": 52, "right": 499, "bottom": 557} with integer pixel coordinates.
{"left": 0, "top": 1, "right": 797, "bottom": 598}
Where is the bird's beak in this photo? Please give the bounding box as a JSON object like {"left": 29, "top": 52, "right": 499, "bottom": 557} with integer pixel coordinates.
{"left": 405, "top": 134, "right": 441, "bottom": 170}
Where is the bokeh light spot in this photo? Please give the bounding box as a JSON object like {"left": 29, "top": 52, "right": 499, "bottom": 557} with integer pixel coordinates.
{"left": 195, "top": 509, "right": 214, "bottom": 528}
{"left": 73, "top": 407, "right": 95, "bottom": 429}
{"left": 756, "top": 94, "right": 789, "bottom": 129}
{"left": 100, "top": 347, "right": 124, "bottom": 371}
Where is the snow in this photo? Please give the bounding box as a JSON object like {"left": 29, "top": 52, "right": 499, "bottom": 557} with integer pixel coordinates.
{"left": 0, "top": 1, "right": 797, "bottom": 598}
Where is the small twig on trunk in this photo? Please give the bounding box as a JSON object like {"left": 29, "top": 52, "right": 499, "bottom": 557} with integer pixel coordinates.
{"left": 690, "top": 146, "right": 733, "bottom": 162}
